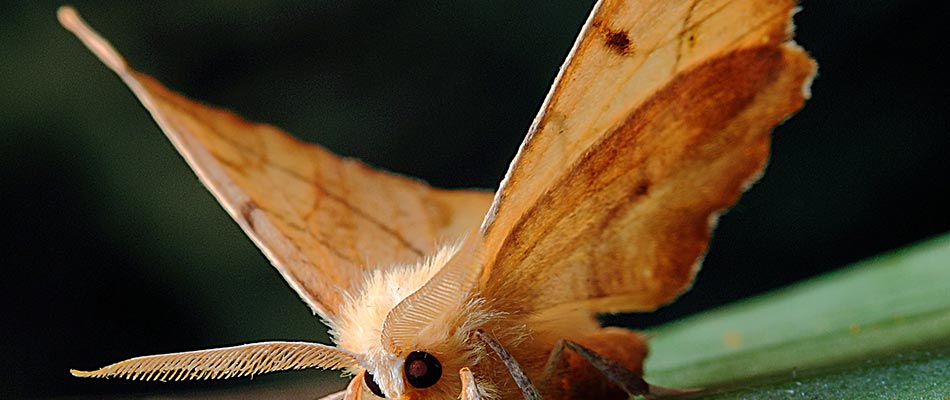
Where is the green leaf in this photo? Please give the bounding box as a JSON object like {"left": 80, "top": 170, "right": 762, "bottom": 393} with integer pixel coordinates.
{"left": 668, "top": 347, "right": 950, "bottom": 399}
{"left": 643, "top": 233, "right": 950, "bottom": 395}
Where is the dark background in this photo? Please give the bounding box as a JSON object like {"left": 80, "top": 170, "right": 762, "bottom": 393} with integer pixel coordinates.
{"left": 3, "top": 1, "right": 948, "bottom": 398}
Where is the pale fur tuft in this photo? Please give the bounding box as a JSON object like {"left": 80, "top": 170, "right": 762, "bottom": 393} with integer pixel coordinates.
{"left": 327, "top": 243, "right": 524, "bottom": 399}
{"left": 329, "top": 244, "right": 461, "bottom": 359}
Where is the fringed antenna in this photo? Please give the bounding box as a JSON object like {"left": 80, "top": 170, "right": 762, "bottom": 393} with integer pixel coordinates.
{"left": 70, "top": 341, "right": 359, "bottom": 381}
{"left": 381, "top": 235, "right": 483, "bottom": 354}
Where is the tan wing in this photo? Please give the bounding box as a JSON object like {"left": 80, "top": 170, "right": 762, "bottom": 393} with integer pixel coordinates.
{"left": 59, "top": 8, "right": 492, "bottom": 321}
{"left": 477, "top": 0, "right": 816, "bottom": 316}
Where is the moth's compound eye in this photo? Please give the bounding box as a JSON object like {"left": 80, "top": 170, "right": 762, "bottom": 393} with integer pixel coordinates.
{"left": 364, "top": 370, "right": 385, "bottom": 398}
{"left": 404, "top": 351, "right": 442, "bottom": 389}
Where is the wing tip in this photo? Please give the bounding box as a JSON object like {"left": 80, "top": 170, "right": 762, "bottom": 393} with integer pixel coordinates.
{"left": 55, "top": 5, "right": 79, "bottom": 27}
{"left": 57, "top": 6, "right": 130, "bottom": 75}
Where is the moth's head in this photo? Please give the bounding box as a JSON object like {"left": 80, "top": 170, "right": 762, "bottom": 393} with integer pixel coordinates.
{"left": 331, "top": 242, "right": 490, "bottom": 399}
{"left": 356, "top": 348, "right": 454, "bottom": 399}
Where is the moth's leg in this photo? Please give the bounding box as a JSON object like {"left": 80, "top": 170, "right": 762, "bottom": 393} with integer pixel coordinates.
{"left": 541, "top": 327, "right": 697, "bottom": 398}
{"left": 312, "top": 377, "right": 360, "bottom": 400}
{"left": 458, "top": 367, "right": 482, "bottom": 400}
{"left": 343, "top": 373, "right": 365, "bottom": 400}
{"left": 474, "top": 330, "right": 542, "bottom": 400}
{"left": 542, "top": 327, "right": 649, "bottom": 399}
{"left": 561, "top": 340, "right": 649, "bottom": 395}
{"left": 314, "top": 389, "right": 346, "bottom": 400}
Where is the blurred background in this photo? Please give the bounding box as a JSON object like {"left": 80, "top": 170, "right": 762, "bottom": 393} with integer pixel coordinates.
{"left": 2, "top": 0, "right": 948, "bottom": 398}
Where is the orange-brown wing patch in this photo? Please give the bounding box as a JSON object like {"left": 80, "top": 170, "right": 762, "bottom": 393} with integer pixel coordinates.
{"left": 59, "top": 8, "right": 492, "bottom": 321}
{"left": 544, "top": 328, "right": 648, "bottom": 399}
{"left": 478, "top": 0, "right": 815, "bottom": 316}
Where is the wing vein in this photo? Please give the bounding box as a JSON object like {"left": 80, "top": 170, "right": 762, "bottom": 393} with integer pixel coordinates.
{"left": 155, "top": 93, "right": 427, "bottom": 258}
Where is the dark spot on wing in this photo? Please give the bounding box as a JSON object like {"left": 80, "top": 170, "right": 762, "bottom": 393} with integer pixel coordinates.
{"left": 634, "top": 179, "right": 651, "bottom": 196}
{"left": 604, "top": 29, "right": 634, "bottom": 56}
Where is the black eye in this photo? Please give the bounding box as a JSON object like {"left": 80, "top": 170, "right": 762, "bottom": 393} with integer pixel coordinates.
{"left": 404, "top": 351, "right": 442, "bottom": 389}
{"left": 364, "top": 370, "right": 385, "bottom": 398}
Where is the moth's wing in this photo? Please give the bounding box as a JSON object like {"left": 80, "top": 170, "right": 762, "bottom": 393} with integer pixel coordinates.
{"left": 477, "top": 0, "right": 816, "bottom": 316}
{"left": 59, "top": 8, "right": 492, "bottom": 321}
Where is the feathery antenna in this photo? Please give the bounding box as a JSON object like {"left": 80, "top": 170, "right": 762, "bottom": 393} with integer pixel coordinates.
{"left": 381, "top": 236, "right": 483, "bottom": 353}
{"left": 71, "top": 341, "right": 359, "bottom": 381}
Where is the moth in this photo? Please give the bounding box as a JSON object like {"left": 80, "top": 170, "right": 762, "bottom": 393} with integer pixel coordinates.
{"left": 60, "top": 1, "right": 815, "bottom": 399}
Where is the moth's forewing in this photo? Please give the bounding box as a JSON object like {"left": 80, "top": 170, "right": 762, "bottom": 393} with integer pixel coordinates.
{"left": 58, "top": 7, "right": 492, "bottom": 322}
{"left": 477, "top": 0, "right": 815, "bottom": 317}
